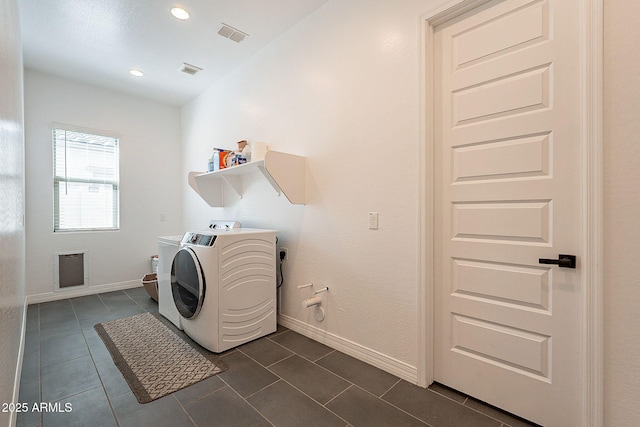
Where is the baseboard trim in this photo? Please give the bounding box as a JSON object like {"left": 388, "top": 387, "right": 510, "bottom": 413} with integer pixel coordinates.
{"left": 10, "top": 297, "right": 28, "bottom": 427}
{"left": 26, "top": 280, "right": 141, "bottom": 305}
{"left": 277, "top": 314, "right": 418, "bottom": 384}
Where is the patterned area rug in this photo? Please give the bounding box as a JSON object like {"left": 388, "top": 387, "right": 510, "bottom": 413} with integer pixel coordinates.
{"left": 95, "top": 312, "right": 227, "bottom": 403}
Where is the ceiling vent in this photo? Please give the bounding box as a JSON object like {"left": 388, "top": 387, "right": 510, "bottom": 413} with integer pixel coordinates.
{"left": 179, "top": 62, "right": 203, "bottom": 76}
{"left": 218, "top": 23, "right": 248, "bottom": 43}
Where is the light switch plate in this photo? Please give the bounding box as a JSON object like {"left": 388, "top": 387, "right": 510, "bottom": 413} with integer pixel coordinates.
{"left": 368, "top": 212, "right": 378, "bottom": 230}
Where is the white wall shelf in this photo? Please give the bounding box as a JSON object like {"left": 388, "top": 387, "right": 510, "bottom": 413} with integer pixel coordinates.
{"left": 188, "top": 150, "right": 306, "bottom": 206}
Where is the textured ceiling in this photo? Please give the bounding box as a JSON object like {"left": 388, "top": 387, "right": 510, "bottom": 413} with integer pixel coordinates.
{"left": 19, "top": 0, "right": 328, "bottom": 106}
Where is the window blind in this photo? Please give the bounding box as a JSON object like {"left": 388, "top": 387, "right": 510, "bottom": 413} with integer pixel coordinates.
{"left": 53, "top": 128, "right": 119, "bottom": 232}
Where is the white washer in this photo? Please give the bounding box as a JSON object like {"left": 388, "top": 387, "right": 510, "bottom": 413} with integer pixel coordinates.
{"left": 157, "top": 235, "right": 183, "bottom": 329}
{"left": 171, "top": 227, "right": 277, "bottom": 352}
{"left": 158, "top": 221, "right": 242, "bottom": 329}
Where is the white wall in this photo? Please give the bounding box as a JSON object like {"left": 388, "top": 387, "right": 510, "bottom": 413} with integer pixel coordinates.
{"left": 11, "top": 0, "right": 640, "bottom": 424}
{"left": 0, "top": 0, "right": 25, "bottom": 424}
{"left": 182, "top": 0, "right": 447, "bottom": 374}
{"left": 185, "top": 0, "right": 640, "bottom": 422}
{"left": 603, "top": 1, "right": 640, "bottom": 425}
{"left": 24, "top": 70, "right": 183, "bottom": 299}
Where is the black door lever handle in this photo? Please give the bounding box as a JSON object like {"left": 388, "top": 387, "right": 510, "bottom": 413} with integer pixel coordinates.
{"left": 539, "top": 254, "right": 576, "bottom": 268}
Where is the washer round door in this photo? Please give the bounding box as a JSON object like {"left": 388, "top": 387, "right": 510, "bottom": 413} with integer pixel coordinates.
{"left": 171, "top": 247, "right": 205, "bottom": 319}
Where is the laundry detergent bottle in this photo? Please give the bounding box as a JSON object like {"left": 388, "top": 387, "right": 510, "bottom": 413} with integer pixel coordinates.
{"left": 212, "top": 149, "right": 220, "bottom": 172}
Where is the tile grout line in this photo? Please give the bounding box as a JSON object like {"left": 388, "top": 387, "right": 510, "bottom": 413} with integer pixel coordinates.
{"left": 259, "top": 332, "right": 420, "bottom": 426}
{"left": 299, "top": 349, "right": 399, "bottom": 400}
{"left": 216, "top": 376, "right": 277, "bottom": 427}
{"left": 312, "top": 348, "right": 337, "bottom": 363}
{"left": 268, "top": 330, "right": 337, "bottom": 364}
{"left": 170, "top": 393, "right": 198, "bottom": 427}
{"left": 97, "top": 293, "right": 113, "bottom": 312}
{"left": 240, "top": 374, "right": 282, "bottom": 401}
{"left": 431, "top": 384, "right": 535, "bottom": 426}
{"left": 177, "top": 379, "right": 228, "bottom": 411}
{"left": 260, "top": 373, "right": 352, "bottom": 426}
{"left": 37, "top": 304, "right": 43, "bottom": 427}
{"left": 29, "top": 297, "right": 533, "bottom": 427}
{"left": 345, "top": 383, "right": 434, "bottom": 427}
{"left": 426, "top": 388, "right": 504, "bottom": 426}
{"left": 263, "top": 351, "right": 296, "bottom": 370}
{"left": 266, "top": 326, "right": 290, "bottom": 340}
{"left": 462, "top": 399, "right": 534, "bottom": 427}
{"left": 322, "top": 383, "right": 353, "bottom": 407}
{"left": 379, "top": 377, "right": 402, "bottom": 399}
{"left": 234, "top": 346, "right": 351, "bottom": 426}
{"left": 264, "top": 331, "right": 299, "bottom": 355}
{"left": 30, "top": 298, "right": 99, "bottom": 426}
{"left": 70, "top": 296, "right": 122, "bottom": 427}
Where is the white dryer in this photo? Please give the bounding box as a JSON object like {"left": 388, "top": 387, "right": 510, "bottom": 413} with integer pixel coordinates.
{"left": 157, "top": 235, "right": 184, "bottom": 329}
{"left": 171, "top": 227, "right": 277, "bottom": 352}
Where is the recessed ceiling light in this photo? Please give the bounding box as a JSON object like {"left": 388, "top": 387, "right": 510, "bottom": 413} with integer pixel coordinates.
{"left": 170, "top": 7, "right": 190, "bottom": 20}
{"left": 129, "top": 69, "right": 144, "bottom": 77}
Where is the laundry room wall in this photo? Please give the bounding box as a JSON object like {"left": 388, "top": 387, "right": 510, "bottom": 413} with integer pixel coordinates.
{"left": 0, "top": 0, "right": 26, "bottom": 423}
{"left": 603, "top": 0, "right": 640, "bottom": 425}
{"left": 180, "top": 0, "right": 640, "bottom": 421}
{"left": 182, "top": 0, "right": 449, "bottom": 378}
{"left": 24, "top": 70, "right": 183, "bottom": 300}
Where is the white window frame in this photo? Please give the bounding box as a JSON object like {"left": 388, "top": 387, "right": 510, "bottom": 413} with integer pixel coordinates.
{"left": 52, "top": 124, "right": 120, "bottom": 232}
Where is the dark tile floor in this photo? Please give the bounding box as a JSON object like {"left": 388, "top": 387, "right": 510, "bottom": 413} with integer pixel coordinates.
{"left": 18, "top": 288, "right": 537, "bottom": 427}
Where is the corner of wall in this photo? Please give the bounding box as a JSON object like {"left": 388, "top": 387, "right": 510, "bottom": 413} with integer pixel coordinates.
{"left": 0, "top": 0, "right": 27, "bottom": 425}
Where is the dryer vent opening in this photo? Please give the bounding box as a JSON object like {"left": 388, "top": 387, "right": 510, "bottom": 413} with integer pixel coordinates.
{"left": 55, "top": 252, "right": 88, "bottom": 290}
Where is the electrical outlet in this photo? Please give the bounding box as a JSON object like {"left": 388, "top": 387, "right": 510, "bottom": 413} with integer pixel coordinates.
{"left": 160, "top": 213, "right": 166, "bottom": 222}
{"left": 280, "top": 248, "right": 288, "bottom": 260}
{"left": 368, "top": 212, "right": 379, "bottom": 230}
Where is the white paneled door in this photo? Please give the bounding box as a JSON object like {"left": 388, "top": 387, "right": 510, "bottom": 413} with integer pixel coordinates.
{"left": 433, "top": 0, "right": 584, "bottom": 425}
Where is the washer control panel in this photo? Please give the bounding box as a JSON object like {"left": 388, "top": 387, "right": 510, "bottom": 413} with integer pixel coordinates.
{"left": 182, "top": 232, "right": 217, "bottom": 247}
{"left": 209, "top": 220, "right": 241, "bottom": 230}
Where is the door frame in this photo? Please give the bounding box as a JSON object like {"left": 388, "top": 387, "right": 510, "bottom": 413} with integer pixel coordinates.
{"left": 417, "top": 0, "right": 604, "bottom": 425}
